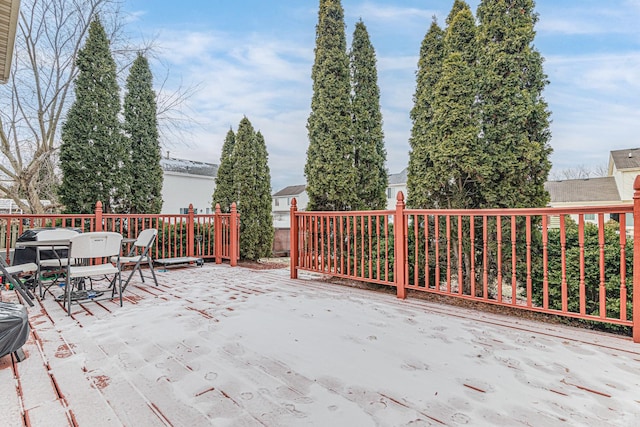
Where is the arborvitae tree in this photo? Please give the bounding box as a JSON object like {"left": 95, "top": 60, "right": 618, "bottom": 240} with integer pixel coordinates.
{"left": 406, "top": 17, "right": 444, "bottom": 208}
{"left": 305, "top": 0, "right": 355, "bottom": 211}
{"left": 425, "top": 3, "right": 485, "bottom": 209}
{"left": 59, "top": 18, "right": 128, "bottom": 213}
{"left": 253, "top": 131, "right": 274, "bottom": 256}
{"left": 446, "top": 0, "right": 469, "bottom": 25}
{"left": 212, "top": 128, "right": 237, "bottom": 213}
{"left": 350, "top": 20, "right": 388, "bottom": 210}
{"left": 124, "top": 53, "right": 163, "bottom": 214}
{"left": 476, "top": 0, "right": 552, "bottom": 208}
{"left": 233, "top": 117, "right": 273, "bottom": 260}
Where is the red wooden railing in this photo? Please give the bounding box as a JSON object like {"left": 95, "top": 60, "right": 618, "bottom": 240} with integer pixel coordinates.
{"left": 1, "top": 202, "right": 239, "bottom": 266}
{"left": 291, "top": 177, "right": 640, "bottom": 343}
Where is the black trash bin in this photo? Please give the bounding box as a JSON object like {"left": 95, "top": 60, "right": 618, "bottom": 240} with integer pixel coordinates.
{"left": 12, "top": 228, "right": 82, "bottom": 266}
{"left": 0, "top": 302, "right": 29, "bottom": 360}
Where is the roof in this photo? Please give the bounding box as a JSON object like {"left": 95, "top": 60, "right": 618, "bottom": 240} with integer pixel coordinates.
{"left": 0, "top": 0, "right": 20, "bottom": 84}
{"left": 160, "top": 157, "right": 218, "bottom": 178}
{"left": 273, "top": 184, "right": 306, "bottom": 197}
{"left": 544, "top": 177, "right": 620, "bottom": 203}
{"left": 388, "top": 168, "right": 407, "bottom": 185}
{"left": 610, "top": 147, "right": 640, "bottom": 170}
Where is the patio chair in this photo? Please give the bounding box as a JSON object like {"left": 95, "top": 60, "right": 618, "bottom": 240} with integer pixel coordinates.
{"left": 65, "top": 232, "right": 123, "bottom": 315}
{"left": 113, "top": 228, "right": 158, "bottom": 291}
{"left": 0, "top": 257, "right": 36, "bottom": 307}
{"left": 35, "top": 229, "right": 79, "bottom": 299}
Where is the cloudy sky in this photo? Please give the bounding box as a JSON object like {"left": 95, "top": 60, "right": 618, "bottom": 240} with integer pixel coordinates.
{"left": 122, "top": 0, "right": 640, "bottom": 192}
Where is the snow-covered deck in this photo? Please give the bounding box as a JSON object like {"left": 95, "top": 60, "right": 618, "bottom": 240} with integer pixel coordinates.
{"left": 1, "top": 264, "right": 639, "bottom": 426}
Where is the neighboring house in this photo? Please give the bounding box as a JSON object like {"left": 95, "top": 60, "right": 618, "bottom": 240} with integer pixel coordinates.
{"left": 386, "top": 168, "right": 408, "bottom": 210}
{"left": 160, "top": 157, "right": 218, "bottom": 215}
{"left": 0, "top": 198, "right": 52, "bottom": 214}
{"left": 272, "top": 184, "right": 307, "bottom": 228}
{"left": 608, "top": 147, "right": 640, "bottom": 202}
{"left": 545, "top": 147, "right": 640, "bottom": 229}
{"left": 0, "top": 0, "right": 20, "bottom": 84}
{"left": 271, "top": 184, "right": 307, "bottom": 256}
{"left": 544, "top": 177, "right": 624, "bottom": 227}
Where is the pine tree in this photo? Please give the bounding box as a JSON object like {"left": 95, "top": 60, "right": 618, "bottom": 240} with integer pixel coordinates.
{"left": 305, "top": 0, "right": 355, "bottom": 211}
{"left": 476, "top": 0, "right": 552, "bottom": 208}
{"left": 233, "top": 117, "right": 273, "bottom": 260}
{"left": 425, "top": 2, "right": 485, "bottom": 209}
{"left": 124, "top": 53, "right": 163, "bottom": 214}
{"left": 212, "top": 128, "right": 237, "bottom": 213}
{"left": 59, "top": 18, "right": 128, "bottom": 213}
{"left": 350, "top": 20, "right": 388, "bottom": 210}
{"left": 406, "top": 18, "right": 445, "bottom": 208}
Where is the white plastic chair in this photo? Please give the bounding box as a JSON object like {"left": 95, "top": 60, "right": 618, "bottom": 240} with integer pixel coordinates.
{"left": 65, "top": 232, "right": 123, "bottom": 315}
{"left": 113, "top": 228, "right": 158, "bottom": 290}
{"left": 35, "top": 229, "right": 79, "bottom": 299}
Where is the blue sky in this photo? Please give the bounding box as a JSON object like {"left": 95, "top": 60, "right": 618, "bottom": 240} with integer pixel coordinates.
{"left": 123, "top": 0, "right": 640, "bottom": 191}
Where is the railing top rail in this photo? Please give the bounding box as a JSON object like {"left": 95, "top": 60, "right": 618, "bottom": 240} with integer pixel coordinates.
{"left": 293, "top": 205, "right": 633, "bottom": 217}
{"left": 0, "top": 213, "right": 94, "bottom": 218}
{"left": 403, "top": 204, "right": 633, "bottom": 216}
{"left": 294, "top": 209, "right": 395, "bottom": 216}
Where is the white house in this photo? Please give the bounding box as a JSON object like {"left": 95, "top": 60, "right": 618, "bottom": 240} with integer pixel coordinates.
{"left": 271, "top": 184, "right": 307, "bottom": 256}
{"left": 160, "top": 157, "right": 218, "bottom": 215}
{"left": 386, "top": 168, "right": 407, "bottom": 209}
{"left": 545, "top": 147, "right": 639, "bottom": 228}
{"left": 608, "top": 147, "right": 640, "bottom": 202}
{"left": 272, "top": 184, "right": 307, "bottom": 229}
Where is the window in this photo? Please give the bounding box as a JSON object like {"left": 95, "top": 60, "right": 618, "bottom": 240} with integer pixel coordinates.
{"left": 584, "top": 214, "right": 595, "bottom": 221}
{"left": 275, "top": 198, "right": 279, "bottom": 206}
{"left": 387, "top": 188, "right": 393, "bottom": 199}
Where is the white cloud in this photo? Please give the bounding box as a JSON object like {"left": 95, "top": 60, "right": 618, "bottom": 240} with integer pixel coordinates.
{"left": 349, "top": 3, "right": 436, "bottom": 22}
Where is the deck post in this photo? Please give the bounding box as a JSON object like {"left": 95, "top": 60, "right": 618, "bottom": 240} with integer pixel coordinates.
{"left": 633, "top": 177, "right": 640, "bottom": 342}
{"left": 394, "top": 192, "right": 407, "bottom": 299}
{"left": 214, "top": 204, "right": 222, "bottom": 264}
{"left": 94, "top": 201, "right": 103, "bottom": 232}
{"left": 230, "top": 202, "right": 238, "bottom": 266}
{"left": 187, "top": 204, "right": 195, "bottom": 258}
{"left": 290, "top": 198, "right": 298, "bottom": 279}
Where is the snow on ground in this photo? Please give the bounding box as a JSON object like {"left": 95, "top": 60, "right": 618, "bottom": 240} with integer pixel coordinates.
{"left": 2, "top": 263, "right": 640, "bottom": 426}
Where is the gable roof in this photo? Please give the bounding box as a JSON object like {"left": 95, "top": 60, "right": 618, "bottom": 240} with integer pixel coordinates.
{"left": 388, "top": 168, "right": 407, "bottom": 186}
{"left": 544, "top": 177, "right": 620, "bottom": 203}
{"left": 0, "top": 0, "right": 20, "bottom": 84}
{"left": 273, "top": 184, "right": 306, "bottom": 197}
{"left": 610, "top": 147, "right": 640, "bottom": 170}
{"left": 160, "top": 157, "right": 218, "bottom": 178}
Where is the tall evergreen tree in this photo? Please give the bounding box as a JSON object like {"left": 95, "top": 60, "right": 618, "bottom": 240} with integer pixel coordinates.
{"left": 59, "top": 18, "right": 127, "bottom": 213}
{"left": 446, "top": 0, "right": 469, "bottom": 25}
{"left": 233, "top": 117, "right": 273, "bottom": 260}
{"left": 425, "top": 3, "right": 485, "bottom": 209}
{"left": 406, "top": 18, "right": 445, "bottom": 208}
{"left": 350, "top": 20, "right": 388, "bottom": 210}
{"left": 124, "top": 53, "right": 163, "bottom": 214}
{"left": 305, "top": 0, "right": 355, "bottom": 211}
{"left": 212, "top": 128, "right": 237, "bottom": 213}
{"left": 476, "top": 0, "right": 552, "bottom": 208}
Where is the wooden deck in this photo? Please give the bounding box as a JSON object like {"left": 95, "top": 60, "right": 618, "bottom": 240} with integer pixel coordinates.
{"left": 1, "top": 264, "right": 640, "bottom": 426}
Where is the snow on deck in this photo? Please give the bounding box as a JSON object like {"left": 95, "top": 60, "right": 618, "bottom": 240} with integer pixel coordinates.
{"left": 1, "top": 264, "right": 640, "bottom": 426}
